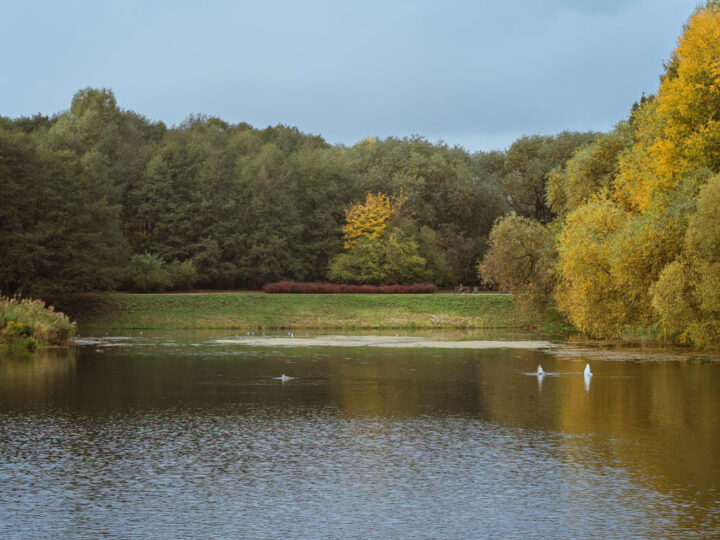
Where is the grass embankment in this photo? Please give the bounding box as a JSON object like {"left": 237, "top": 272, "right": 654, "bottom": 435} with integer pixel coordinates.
{"left": 55, "top": 292, "right": 568, "bottom": 332}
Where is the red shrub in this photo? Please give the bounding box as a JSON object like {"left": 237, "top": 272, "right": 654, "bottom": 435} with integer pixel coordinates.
{"left": 326, "top": 283, "right": 343, "bottom": 293}
{"left": 262, "top": 281, "right": 438, "bottom": 294}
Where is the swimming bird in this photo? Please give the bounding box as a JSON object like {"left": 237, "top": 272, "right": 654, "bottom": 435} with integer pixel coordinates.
{"left": 537, "top": 365, "right": 545, "bottom": 376}
{"left": 584, "top": 363, "right": 593, "bottom": 377}
{"left": 279, "top": 374, "right": 293, "bottom": 382}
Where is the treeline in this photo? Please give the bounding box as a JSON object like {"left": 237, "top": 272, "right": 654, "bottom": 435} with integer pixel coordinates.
{"left": 480, "top": 1, "right": 720, "bottom": 347}
{"left": 0, "top": 86, "right": 594, "bottom": 295}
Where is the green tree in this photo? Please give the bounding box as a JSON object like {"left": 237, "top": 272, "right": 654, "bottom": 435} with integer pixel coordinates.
{"left": 0, "top": 129, "right": 127, "bottom": 295}
{"left": 329, "top": 229, "right": 430, "bottom": 285}
{"left": 499, "top": 131, "right": 598, "bottom": 222}
{"left": 546, "top": 124, "right": 632, "bottom": 216}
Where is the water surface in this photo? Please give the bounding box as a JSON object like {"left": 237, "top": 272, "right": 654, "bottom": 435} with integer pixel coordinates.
{"left": 1, "top": 331, "right": 719, "bottom": 538}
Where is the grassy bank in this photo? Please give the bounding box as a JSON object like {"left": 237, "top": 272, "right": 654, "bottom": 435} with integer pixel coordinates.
{"left": 54, "top": 292, "right": 568, "bottom": 332}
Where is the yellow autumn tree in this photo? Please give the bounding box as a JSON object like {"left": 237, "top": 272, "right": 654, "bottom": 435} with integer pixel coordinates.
{"left": 653, "top": 5, "right": 720, "bottom": 180}
{"left": 651, "top": 174, "right": 720, "bottom": 346}
{"left": 614, "top": 4, "right": 720, "bottom": 211}
{"left": 342, "top": 192, "right": 395, "bottom": 249}
{"left": 555, "top": 199, "right": 629, "bottom": 336}
{"left": 554, "top": 2, "right": 720, "bottom": 340}
{"left": 612, "top": 98, "right": 665, "bottom": 212}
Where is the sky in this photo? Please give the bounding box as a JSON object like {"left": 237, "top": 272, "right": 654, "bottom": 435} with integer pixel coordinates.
{"left": 1, "top": 0, "right": 699, "bottom": 151}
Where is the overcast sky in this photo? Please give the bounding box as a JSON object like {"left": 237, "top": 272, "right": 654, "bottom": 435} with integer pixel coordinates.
{"left": 2, "top": 0, "right": 698, "bottom": 151}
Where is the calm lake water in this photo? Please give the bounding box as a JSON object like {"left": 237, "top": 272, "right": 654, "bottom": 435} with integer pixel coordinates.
{"left": 1, "top": 331, "right": 719, "bottom": 538}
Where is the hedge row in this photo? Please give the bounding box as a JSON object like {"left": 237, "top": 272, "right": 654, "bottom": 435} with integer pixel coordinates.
{"left": 262, "top": 281, "right": 438, "bottom": 294}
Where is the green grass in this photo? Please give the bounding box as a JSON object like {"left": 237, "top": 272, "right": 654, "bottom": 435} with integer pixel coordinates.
{"left": 52, "top": 292, "right": 565, "bottom": 332}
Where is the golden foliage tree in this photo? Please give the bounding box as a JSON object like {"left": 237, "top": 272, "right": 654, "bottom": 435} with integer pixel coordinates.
{"left": 651, "top": 174, "right": 720, "bottom": 346}
{"left": 555, "top": 199, "right": 629, "bottom": 336}
{"left": 553, "top": 2, "right": 720, "bottom": 341}
{"left": 342, "top": 192, "right": 395, "bottom": 249}
{"left": 653, "top": 6, "right": 720, "bottom": 179}
{"left": 613, "top": 5, "right": 720, "bottom": 212}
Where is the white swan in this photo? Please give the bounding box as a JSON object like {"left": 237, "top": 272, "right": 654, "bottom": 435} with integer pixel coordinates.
{"left": 537, "top": 365, "right": 545, "bottom": 376}
{"left": 278, "top": 374, "right": 294, "bottom": 382}
{"left": 584, "top": 363, "right": 593, "bottom": 377}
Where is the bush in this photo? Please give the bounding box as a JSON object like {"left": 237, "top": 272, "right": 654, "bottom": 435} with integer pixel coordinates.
{"left": 167, "top": 259, "right": 198, "bottom": 290}
{"left": 125, "top": 254, "right": 170, "bottom": 292}
{"left": 0, "top": 295, "right": 76, "bottom": 348}
{"left": 328, "top": 229, "right": 432, "bottom": 286}
{"left": 125, "top": 254, "right": 197, "bottom": 292}
{"left": 262, "top": 281, "right": 438, "bottom": 294}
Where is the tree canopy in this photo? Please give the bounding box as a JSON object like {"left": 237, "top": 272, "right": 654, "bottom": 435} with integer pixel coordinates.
{"left": 1, "top": 92, "right": 513, "bottom": 294}
{"left": 478, "top": 1, "right": 720, "bottom": 347}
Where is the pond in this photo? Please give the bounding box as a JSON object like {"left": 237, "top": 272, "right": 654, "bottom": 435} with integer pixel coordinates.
{"left": 1, "top": 331, "right": 719, "bottom": 538}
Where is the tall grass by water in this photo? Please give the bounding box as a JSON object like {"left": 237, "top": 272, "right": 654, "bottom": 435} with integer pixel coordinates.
{"left": 0, "top": 295, "right": 76, "bottom": 350}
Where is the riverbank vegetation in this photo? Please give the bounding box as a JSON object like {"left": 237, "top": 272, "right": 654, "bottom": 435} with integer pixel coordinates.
{"left": 479, "top": 2, "right": 720, "bottom": 348}
{"left": 0, "top": 295, "right": 76, "bottom": 350}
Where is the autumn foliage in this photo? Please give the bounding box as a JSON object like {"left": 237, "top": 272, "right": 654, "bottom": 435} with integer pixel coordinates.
{"left": 480, "top": 2, "right": 720, "bottom": 346}
{"left": 342, "top": 192, "right": 395, "bottom": 249}
{"left": 554, "top": 3, "right": 720, "bottom": 342}
{"left": 330, "top": 192, "right": 445, "bottom": 285}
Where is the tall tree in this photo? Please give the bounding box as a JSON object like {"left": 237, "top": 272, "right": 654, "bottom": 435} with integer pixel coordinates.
{"left": 498, "top": 131, "right": 598, "bottom": 223}
{"left": 553, "top": 2, "right": 720, "bottom": 342}
{"left": 0, "top": 130, "right": 126, "bottom": 295}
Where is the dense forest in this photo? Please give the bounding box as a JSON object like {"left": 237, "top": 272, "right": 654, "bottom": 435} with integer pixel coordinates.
{"left": 0, "top": 85, "right": 593, "bottom": 294}
{"left": 480, "top": 1, "right": 720, "bottom": 347}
